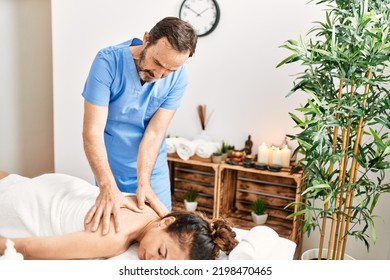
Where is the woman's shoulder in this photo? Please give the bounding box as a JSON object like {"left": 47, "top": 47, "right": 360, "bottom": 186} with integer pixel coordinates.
{"left": 123, "top": 195, "right": 158, "bottom": 216}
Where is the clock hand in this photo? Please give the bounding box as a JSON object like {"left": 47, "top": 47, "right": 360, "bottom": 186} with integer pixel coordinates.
{"left": 199, "top": 8, "right": 209, "bottom": 15}
{"left": 184, "top": 4, "right": 201, "bottom": 16}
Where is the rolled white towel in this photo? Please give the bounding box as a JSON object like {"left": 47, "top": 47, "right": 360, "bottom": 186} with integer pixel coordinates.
{"left": 195, "top": 141, "right": 220, "bottom": 158}
{"left": 176, "top": 139, "right": 198, "bottom": 160}
{"left": 227, "top": 239, "right": 255, "bottom": 260}
{"left": 166, "top": 137, "right": 186, "bottom": 154}
{"left": 228, "top": 226, "right": 296, "bottom": 260}
{"left": 269, "top": 237, "right": 297, "bottom": 260}
{"left": 229, "top": 226, "right": 277, "bottom": 260}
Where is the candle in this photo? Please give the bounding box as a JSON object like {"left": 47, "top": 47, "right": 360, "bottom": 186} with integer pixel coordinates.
{"left": 257, "top": 142, "right": 268, "bottom": 165}
{"left": 267, "top": 145, "right": 276, "bottom": 165}
{"left": 281, "top": 145, "right": 292, "bottom": 168}
{"left": 257, "top": 142, "right": 268, "bottom": 164}
{"left": 271, "top": 147, "right": 282, "bottom": 167}
{"left": 267, "top": 146, "right": 273, "bottom": 165}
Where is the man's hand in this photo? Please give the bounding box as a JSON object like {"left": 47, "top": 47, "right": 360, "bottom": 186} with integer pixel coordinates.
{"left": 84, "top": 187, "right": 141, "bottom": 235}
{"left": 136, "top": 185, "right": 169, "bottom": 218}
{"left": 136, "top": 108, "right": 175, "bottom": 218}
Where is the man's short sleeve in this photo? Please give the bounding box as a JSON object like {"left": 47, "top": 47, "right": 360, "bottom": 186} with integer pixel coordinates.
{"left": 81, "top": 50, "right": 115, "bottom": 107}
{"left": 160, "top": 66, "right": 189, "bottom": 110}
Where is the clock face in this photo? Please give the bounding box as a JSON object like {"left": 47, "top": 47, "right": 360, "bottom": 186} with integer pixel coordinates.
{"left": 179, "top": 0, "right": 220, "bottom": 37}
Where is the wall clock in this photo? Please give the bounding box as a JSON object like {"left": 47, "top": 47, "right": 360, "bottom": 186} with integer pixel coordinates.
{"left": 179, "top": 0, "right": 220, "bottom": 37}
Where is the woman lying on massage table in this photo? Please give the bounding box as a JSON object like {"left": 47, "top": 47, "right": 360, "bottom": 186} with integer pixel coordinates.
{"left": 0, "top": 171, "right": 238, "bottom": 260}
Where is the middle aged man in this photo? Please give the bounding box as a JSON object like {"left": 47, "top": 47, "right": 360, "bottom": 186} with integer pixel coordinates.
{"left": 81, "top": 17, "right": 197, "bottom": 235}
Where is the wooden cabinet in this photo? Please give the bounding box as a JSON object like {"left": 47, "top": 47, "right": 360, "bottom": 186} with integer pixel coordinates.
{"left": 217, "top": 163, "right": 303, "bottom": 258}
{"left": 167, "top": 156, "right": 303, "bottom": 258}
{"left": 168, "top": 157, "right": 219, "bottom": 218}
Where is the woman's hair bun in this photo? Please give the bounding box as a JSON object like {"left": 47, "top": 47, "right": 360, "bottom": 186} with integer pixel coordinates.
{"left": 209, "top": 218, "right": 239, "bottom": 258}
{"left": 164, "top": 211, "right": 239, "bottom": 259}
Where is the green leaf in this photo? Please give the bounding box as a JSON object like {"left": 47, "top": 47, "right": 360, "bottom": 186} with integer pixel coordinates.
{"left": 276, "top": 54, "right": 300, "bottom": 68}
{"left": 369, "top": 127, "right": 385, "bottom": 150}
{"left": 288, "top": 112, "right": 304, "bottom": 126}
{"left": 369, "top": 218, "right": 377, "bottom": 244}
{"left": 301, "top": 184, "right": 331, "bottom": 196}
{"left": 286, "top": 209, "right": 306, "bottom": 219}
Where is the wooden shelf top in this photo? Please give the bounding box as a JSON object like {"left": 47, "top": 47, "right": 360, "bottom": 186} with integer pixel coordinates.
{"left": 168, "top": 155, "right": 219, "bottom": 168}
{"left": 219, "top": 163, "right": 302, "bottom": 180}
{"left": 168, "top": 156, "right": 302, "bottom": 183}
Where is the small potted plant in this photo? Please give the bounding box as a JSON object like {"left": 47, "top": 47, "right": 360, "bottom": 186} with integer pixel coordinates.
{"left": 220, "top": 141, "right": 230, "bottom": 161}
{"left": 183, "top": 189, "right": 199, "bottom": 211}
{"left": 251, "top": 198, "right": 268, "bottom": 225}
{"left": 211, "top": 150, "right": 223, "bottom": 163}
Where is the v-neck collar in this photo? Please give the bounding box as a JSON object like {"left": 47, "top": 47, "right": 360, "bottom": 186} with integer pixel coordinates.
{"left": 126, "top": 38, "right": 151, "bottom": 90}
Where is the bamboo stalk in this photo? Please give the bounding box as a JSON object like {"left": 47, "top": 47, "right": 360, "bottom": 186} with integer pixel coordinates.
{"left": 318, "top": 202, "right": 328, "bottom": 259}
{"left": 340, "top": 68, "right": 373, "bottom": 258}
{"left": 331, "top": 127, "right": 350, "bottom": 259}
{"left": 319, "top": 80, "right": 344, "bottom": 260}
{"left": 328, "top": 80, "right": 344, "bottom": 172}
{"left": 333, "top": 131, "right": 348, "bottom": 258}
{"left": 333, "top": 83, "right": 356, "bottom": 259}
{"left": 331, "top": 125, "right": 352, "bottom": 259}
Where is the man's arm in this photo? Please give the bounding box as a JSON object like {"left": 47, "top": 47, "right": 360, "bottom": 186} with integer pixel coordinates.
{"left": 136, "top": 107, "right": 174, "bottom": 216}
{"left": 82, "top": 100, "right": 135, "bottom": 234}
{"left": 82, "top": 101, "right": 116, "bottom": 194}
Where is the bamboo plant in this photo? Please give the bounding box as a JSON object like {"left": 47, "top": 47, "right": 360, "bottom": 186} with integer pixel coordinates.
{"left": 277, "top": 0, "right": 390, "bottom": 259}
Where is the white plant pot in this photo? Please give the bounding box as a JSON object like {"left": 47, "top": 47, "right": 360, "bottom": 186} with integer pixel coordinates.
{"left": 212, "top": 155, "right": 223, "bottom": 163}
{"left": 301, "top": 248, "right": 355, "bottom": 260}
{"left": 184, "top": 200, "right": 198, "bottom": 211}
{"left": 251, "top": 212, "right": 268, "bottom": 225}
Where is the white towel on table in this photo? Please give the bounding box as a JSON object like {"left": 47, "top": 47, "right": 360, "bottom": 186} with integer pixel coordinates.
{"left": 228, "top": 226, "right": 296, "bottom": 260}
{"left": 176, "top": 139, "right": 198, "bottom": 160}
{"left": 195, "top": 140, "right": 220, "bottom": 158}
{"left": 166, "top": 137, "right": 187, "bottom": 154}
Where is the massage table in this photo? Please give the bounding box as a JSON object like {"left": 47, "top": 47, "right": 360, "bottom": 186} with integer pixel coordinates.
{"left": 0, "top": 224, "right": 296, "bottom": 260}
{"left": 0, "top": 173, "right": 296, "bottom": 260}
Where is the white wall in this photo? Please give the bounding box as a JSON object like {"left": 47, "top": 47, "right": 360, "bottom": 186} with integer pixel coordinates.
{"left": 51, "top": 0, "right": 316, "bottom": 183}
{"left": 0, "top": 0, "right": 54, "bottom": 176}
{"left": 1, "top": 0, "right": 387, "bottom": 259}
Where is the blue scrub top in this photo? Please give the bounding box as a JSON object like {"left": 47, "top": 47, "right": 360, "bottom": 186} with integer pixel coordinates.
{"left": 81, "top": 38, "right": 188, "bottom": 207}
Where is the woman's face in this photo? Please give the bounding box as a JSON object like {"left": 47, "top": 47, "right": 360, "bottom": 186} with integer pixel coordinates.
{"left": 137, "top": 218, "right": 190, "bottom": 260}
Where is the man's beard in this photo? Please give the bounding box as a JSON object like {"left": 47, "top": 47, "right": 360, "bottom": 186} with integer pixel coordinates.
{"left": 137, "top": 47, "right": 156, "bottom": 83}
